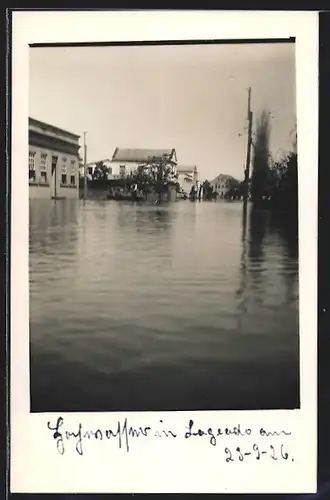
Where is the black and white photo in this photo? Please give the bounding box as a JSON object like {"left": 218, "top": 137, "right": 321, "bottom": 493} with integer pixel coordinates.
{"left": 10, "top": 10, "right": 318, "bottom": 494}
{"left": 28, "top": 40, "right": 299, "bottom": 413}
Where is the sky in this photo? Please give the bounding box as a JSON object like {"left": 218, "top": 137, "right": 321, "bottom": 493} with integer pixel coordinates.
{"left": 29, "top": 42, "right": 296, "bottom": 181}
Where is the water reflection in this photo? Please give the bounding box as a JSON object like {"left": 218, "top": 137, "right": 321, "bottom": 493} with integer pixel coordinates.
{"left": 30, "top": 200, "right": 300, "bottom": 412}
{"left": 237, "top": 204, "right": 268, "bottom": 300}
{"left": 29, "top": 200, "right": 81, "bottom": 345}
{"left": 248, "top": 204, "right": 267, "bottom": 260}
{"left": 268, "top": 210, "right": 299, "bottom": 308}
{"left": 269, "top": 210, "right": 299, "bottom": 260}
{"left": 236, "top": 202, "right": 299, "bottom": 407}
{"left": 238, "top": 203, "right": 299, "bottom": 307}
{"left": 29, "top": 200, "right": 79, "bottom": 255}
{"left": 236, "top": 203, "right": 249, "bottom": 315}
{"left": 135, "top": 205, "right": 175, "bottom": 233}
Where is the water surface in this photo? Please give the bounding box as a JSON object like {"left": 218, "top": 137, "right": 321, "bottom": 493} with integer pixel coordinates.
{"left": 30, "top": 199, "right": 299, "bottom": 411}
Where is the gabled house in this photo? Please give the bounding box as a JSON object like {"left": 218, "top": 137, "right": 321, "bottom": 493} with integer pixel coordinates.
{"left": 109, "top": 148, "right": 178, "bottom": 179}
{"left": 210, "top": 173, "right": 239, "bottom": 198}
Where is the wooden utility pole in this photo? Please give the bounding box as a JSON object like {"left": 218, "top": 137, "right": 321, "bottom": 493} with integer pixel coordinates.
{"left": 243, "top": 87, "right": 253, "bottom": 203}
{"left": 83, "top": 131, "right": 88, "bottom": 200}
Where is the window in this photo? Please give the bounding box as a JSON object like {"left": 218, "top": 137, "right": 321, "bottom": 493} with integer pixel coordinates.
{"left": 119, "top": 165, "right": 126, "bottom": 177}
{"left": 40, "top": 171, "right": 47, "bottom": 183}
{"left": 29, "top": 151, "right": 36, "bottom": 181}
{"left": 70, "top": 159, "right": 76, "bottom": 185}
{"left": 88, "top": 167, "right": 93, "bottom": 176}
{"left": 61, "top": 157, "right": 67, "bottom": 184}
{"left": 40, "top": 153, "right": 48, "bottom": 183}
{"left": 51, "top": 156, "right": 58, "bottom": 175}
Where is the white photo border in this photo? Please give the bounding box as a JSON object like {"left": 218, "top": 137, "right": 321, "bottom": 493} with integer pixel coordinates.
{"left": 10, "top": 10, "right": 318, "bottom": 494}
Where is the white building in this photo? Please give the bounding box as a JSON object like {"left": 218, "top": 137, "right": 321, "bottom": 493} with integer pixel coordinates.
{"left": 177, "top": 165, "right": 198, "bottom": 193}
{"left": 107, "top": 148, "right": 178, "bottom": 179}
{"left": 79, "top": 158, "right": 112, "bottom": 180}
{"left": 79, "top": 148, "right": 179, "bottom": 183}
{"left": 210, "top": 173, "right": 240, "bottom": 198}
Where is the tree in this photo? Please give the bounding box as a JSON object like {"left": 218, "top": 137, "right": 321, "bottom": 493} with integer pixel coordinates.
{"left": 267, "top": 116, "right": 297, "bottom": 211}
{"left": 227, "top": 177, "right": 240, "bottom": 190}
{"left": 92, "top": 161, "right": 110, "bottom": 181}
{"left": 269, "top": 150, "right": 298, "bottom": 212}
{"left": 175, "top": 182, "right": 181, "bottom": 193}
{"left": 129, "top": 154, "right": 178, "bottom": 201}
{"left": 202, "top": 179, "right": 214, "bottom": 200}
{"left": 251, "top": 109, "right": 272, "bottom": 203}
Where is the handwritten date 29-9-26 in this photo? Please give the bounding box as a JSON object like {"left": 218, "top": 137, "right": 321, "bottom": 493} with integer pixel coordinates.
{"left": 224, "top": 444, "right": 293, "bottom": 463}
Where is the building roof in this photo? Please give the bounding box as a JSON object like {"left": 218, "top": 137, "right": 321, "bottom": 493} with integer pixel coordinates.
{"left": 86, "top": 159, "right": 112, "bottom": 166}
{"left": 210, "top": 173, "right": 237, "bottom": 183}
{"left": 112, "top": 148, "right": 177, "bottom": 163}
{"left": 177, "top": 165, "right": 197, "bottom": 173}
{"left": 29, "top": 117, "right": 80, "bottom": 140}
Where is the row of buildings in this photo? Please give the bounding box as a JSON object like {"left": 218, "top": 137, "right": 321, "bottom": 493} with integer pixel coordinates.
{"left": 28, "top": 117, "right": 238, "bottom": 199}
{"left": 82, "top": 153, "right": 237, "bottom": 198}
{"left": 28, "top": 118, "right": 199, "bottom": 199}
{"left": 81, "top": 149, "right": 199, "bottom": 195}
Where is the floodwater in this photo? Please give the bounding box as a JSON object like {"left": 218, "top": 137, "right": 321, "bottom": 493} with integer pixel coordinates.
{"left": 29, "top": 199, "right": 299, "bottom": 412}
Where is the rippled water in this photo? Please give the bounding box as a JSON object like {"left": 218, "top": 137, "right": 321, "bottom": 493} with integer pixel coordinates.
{"left": 30, "top": 199, "right": 299, "bottom": 412}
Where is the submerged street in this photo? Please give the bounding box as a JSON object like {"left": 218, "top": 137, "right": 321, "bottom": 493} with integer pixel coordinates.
{"left": 30, "top": 199, "right": 299, "bottom": 412}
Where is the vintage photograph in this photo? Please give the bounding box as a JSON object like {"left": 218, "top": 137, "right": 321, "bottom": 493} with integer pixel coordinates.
{"left": 29, "top": 40, "right": 299, "bottom": 413}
